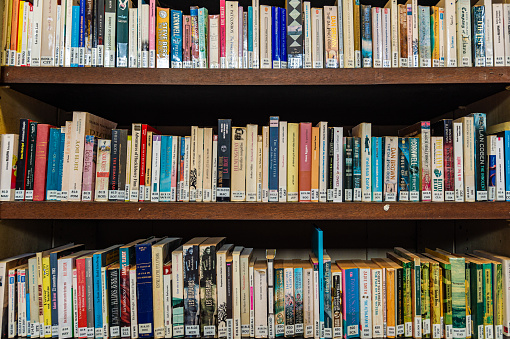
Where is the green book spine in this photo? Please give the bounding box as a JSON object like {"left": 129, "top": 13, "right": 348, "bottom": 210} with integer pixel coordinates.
{"left": 451, "top": 258, "right": 467, "bottom": 339}
{"left": 422, "top": 262, "right": 431, "bottom": 338}
{"left": 441, "top": 263, "right": 453, "bottom": 338}
{"left": 413, "top": 262, "right": 422, "bottom": 338}
{"left": 470, "top": 262, "right": 484, "bottom": 339}
{"left": 493, "top": 263, "right": 503, "bottom": 339}
{"left": 275, "top": 267, "right": 285, "bottom": 337}
{"left": 483, "top": 263, "right": 494, "bottom": 339}
{"left": 430, "top": 263, "right": 441, "bottom": 339}
{"left": 465, "top": 262, "right": 472, "bottom": 339}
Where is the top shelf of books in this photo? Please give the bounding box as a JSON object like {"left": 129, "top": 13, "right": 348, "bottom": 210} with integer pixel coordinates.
{"left": 3, "top": 66, "right": 510, "bottom": 86}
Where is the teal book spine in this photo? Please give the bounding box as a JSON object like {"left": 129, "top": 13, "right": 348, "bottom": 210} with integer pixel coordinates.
{"left": 418, "top": 6, "right": 431, "bottom": 67}
{"left": 398, "top": 138, "right": 410, "bottom": 201}
{"left": 115, "top": 0, "right": 129, "bottom": 67}
{"left": 371, "top": 137, "right": 383, "bottom": 202}
{"left": 198, "top": 8, "right": 208, "bottom": 68}
{"left": 159, "top": 136, "right": 172, "bottom": 201}
{"left": 323, "top": 258, "right": 332, "bottom": 338}
{"left": 451, "top": 258, "right": 467, "bottom": 339}
{"left": 361, "top": 5, "right": 372, "bottom": 67}
{"left": 294, "top": 266, "right": 304, "bottom": 335}
{"left": 409, "top": 137, "right": 420, "bottom": 201}
{"left": 312, "top": 227, "right": 324, "bottom": 338}
{"left": 46, "top": 128, "right": 61, "bottom": 200}
{"left": 472, "top": 6, "right": 486, "bottom": 67}
{"left": 248, "top": 7, "right": 253, "bottom": 68}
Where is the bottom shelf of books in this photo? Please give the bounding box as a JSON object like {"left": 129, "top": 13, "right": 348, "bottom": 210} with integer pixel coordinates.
{"left": 1, "top": 230, "right": 509, "bottom": 339}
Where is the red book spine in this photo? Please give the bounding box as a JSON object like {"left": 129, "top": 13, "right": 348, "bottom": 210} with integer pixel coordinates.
{"left": 299, "top": 123, "right": 312, "bottom": 202}
{"left": 139, "top": 125, "right": 148, "bottom": 201}
{"left": 120, "top": 264, "right": 131, "bottom": 332}
{"left": 33, "top": 124, "right": 50, "bottom": 201}
{"left": 77, "top": 258, "right": 88, "bottom": 338}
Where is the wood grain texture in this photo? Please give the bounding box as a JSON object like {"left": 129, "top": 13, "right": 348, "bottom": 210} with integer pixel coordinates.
{"left": 3, "top": 67, "right": 510, "bottom": 85}
{"left": 2, "top": 202, "right": 510, "bottom": 220}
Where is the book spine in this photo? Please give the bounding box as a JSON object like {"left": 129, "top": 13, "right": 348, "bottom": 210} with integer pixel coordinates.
{"left": 190, "top": 7, "right": 199, "bottom": 68}
{"left": 33, "top": 124, "right": 49, "bottom": 201}
{"left": 359, "top": 267, "right": 372, "bottom": 339}
{"left": 344, "top": 137, "right": 353, "bottom": 202}
{"left": 57, "top": 258, "right": 72, "bottom": 338}
{"left": 109, "top": 130, "right": 120, "bottom": 200}
{"left": 493, "top": 4, "right": 504, "bottom": 66}
{"left": 130, "top": 124, "right": 141, "bottom": 201}
{"left": 420, "top": 122, "right": 432, "bottom": 201}
{"left": 279, "top": 8, "right": 286, "bottom": 69}
{"left": 159, "top": 136, "right": 172, "bottom": 202}
{"left": 148, "top": 0, "right": 155, "bottom": 67}
{"left": 151, "top": 135, "right": 161, "bottom": 202}
{"left": 86, "top": 257, "right": 95, "bottom": 338}
{"left": 275, "top": 267, "right": 284, "bottom": 337}
{"left": 332, "top": 271, "right": 342, "bottom": 338}
{"left": 371, "top": 137, "right": 383, "bottom": 202}
{"left": 184, "top": 244, "right": 200, "bottom": 338}
{"left": 318, "top": 122, "right": 328, "bottom": 202}
{"left": 333, "top": 127, "right": 343, "bottom": 202}
{"left": 153, "top": 246, "right": 165, "bottom": 338}
{"left": 278, "top": 121, "right": 287, "bottom": 202}
{"left": 361, "top": 5, "right": 372, "bottom": 67}
{"left": 227, "top": 260, "right": 234, "bottom": 339}
{"left": 473, "top": 113, "right": 487, "bottom": 201}
{"left": 139, "top": 125, "right": 148, "bottom": 202}
{"left": 431, "top": 7, "right": 439, "bottom": 66}
{"left": 130, "top": 267, "right": 138, "bottom": 339}
{"left": 409, "top": 137, "right": 420, "bottom": 202}
{"left": 284, "top": 267, "right": 295, "bottom": 337}
{"left": 472, "top": 6, "right": 485, "bottom": 67}
{"left": 156, "top": 7, "right": 170, "bottom": 68}
{"left": 505, "top": 131, "right": 510, "bottom": 201}
{"left": 178, "top": 136, "right": 186, "bottom": 202}
{"left": 82, "top": 135, "right": 97, "bottom": 202}
{"left": 303, "top": 2, "right": 312, "bottom": 67}
{"left": 15, "top": 119, "right": 29, "bottom": 200}
{"left": 383, "top": 137, "right": 397, "bottom": 202}
{"left": 246, "top": 125, "right": 258, "bottom": 202}
{"left": 398, "top": 138, "right": 410, "bottom": 202}
{"left": 456, "top": 0, "right": 472, "bottom": 66}
{"left": 232, "top": 127, "right": 247, "bottom": 202}
{"left": 489, "top": 136, "right": 497, "bottom": 201}
{"left": 170, "top": 10, "right": 183, "bottom": 68}
{"left": 453, "top": 123, "right": 464, "bottom": 202}
{"left": 24, "top": 121, "right": 36, "bottom": 201}
{"left": 145, "top": 132, "right": 153, "bottom": 201}
{"left": 311, "top": 127, "right": 319, "bottom": 202}
{"left": 324, "top": 6, "right": 339, "bottom": 68}
{"left": 209, "top": 14, "right": 220, "bottom": 68}
{"left": 421, "top": 264, "right": 430, "bottom": 338}
{"left": 299, "top": 123, "right": 312, "bottom": 202}
{"left": 372, "top": 7, "right": 382, "bottom": 68}
{"left": 268, "top": 257, "right": 275, "bottom": 338}
{"left": 183, "top": 137, "right": 191, "bottom": 202}
{"left": 286, "top": 0, "right": 303, "bottom": 68}
{"left": 163, "top": 264, "right": 172, "bottom": 338}
{"left": 93, "top": 255, "right": 104, "bottom": 338}
{"left": 172, "top": 250, "right": 184, "bottom": 338}
{"left": 432, "top": 137, "right": 444, "bottom": 202}
{"left": 77, "top": 259, "right": 88, "bottom": 338}
{"left": 262, "top": 126, "right": 269, "bottom": 202}
{"left": 109, "top": 268, "right": 120, "bottom": 338}
{"left": 327, "top": 129, "right": 335, "bottom": 202}
{"left": 94, "top": 140, "right": 111, "bottom": 202}
{"left": 254, "top": 266, "right": 268, "bottom": 338}
{"left": 418, "top": 6, "right": 431, "bottom": 67}
{"left": 344, "top": 268, "right": 360, "bottom": 339}
{"left": 217, "top": 119, "right": 232, "bottom": 201}
{"left": 0, "top": 134, "right": 17, "bottom": 201}
{"left": 294, "top": 267, "right": 303, "bottom": 336}
{"left": 136, "top": 244, "right": 154, "bottom": 338}
{"left": 200, "top": 244, "right": 217, "bottom": 338}
{"left": 198, "top": 8, "right": 208, "bottom": 68}
{"left": 272, "top": 6, "right": 280, "bottom": 68}
{"left": 399, "top": 5, "right": 408, "bottom": 67}
{"left": 269, "top": 117, "right": 279, "bottom": 202}
{"left": 260, "top": 5, "right": 272, "bottom": 69}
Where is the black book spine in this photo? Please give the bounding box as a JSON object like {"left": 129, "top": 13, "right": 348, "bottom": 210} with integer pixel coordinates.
{"left": 217, "top": 119, "right": 232, "bottom": 202}
{"left": 92, "top": 0, "right": 99, "bottom": 66}
{"left": 97, "top": 0, "right": 105, "bottom": 66}
{"left": 25, "top": 121, "right": 38, "bottom": 200}
{"left": 109, "top": 267, "right": 121, "bottom": 338}
{"left": 327, "top": 128, "right": 334, "bottom": 201}
{"left": 184, "top": 244, "right": 201, "bottom": 337}
{"left": 109, "top": 129, "right": 120, "bottom": 200}
{"left": 117, "top": 129, "right": 128, "bottom": 201}
{"left": 343, "top": 137, "right": 353, "bottom": 202}
{"left": 15, "top": 119, "right": 30, "bottom": 200}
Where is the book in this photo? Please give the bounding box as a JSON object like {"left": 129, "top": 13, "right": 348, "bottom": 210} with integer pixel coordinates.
{"left": 352, "top": 123, "right": 371, "bottom": 201}
{"left": 336, "top": 260, "right": 360, "bottom": 339}
{"left": 383, "top": 136, "right": 398, "bottom": 202}
{"left": 299, "top": 123, "right": 312, "bottom": 202}
{"left": 33, "top": 124, "right": 49, "bottom": 201}
{"left": 254, "top": 260, "right": 268, "bottom": 339}
{"left": 398, "top": 138, "right": 410, "bottom": 201}
{"left": 287, "top": 123, "right": 299, "bottom": 202}
{"left": 431, "top": 137, "right": 444, "bottom": 202}
{"left": 231, "top": 127, "right": 247, "bottom": 202}
{"left": 278, "top": 121, "right": 287, "bottom": 202}
{"left": 471, "top": 113, "right": 487, "bottom": 201}
{"left": 0, "top": 134, "right": 18, "bottom": 201}
{"left": 217, "top": 119, "right": 232, "bottom": 202}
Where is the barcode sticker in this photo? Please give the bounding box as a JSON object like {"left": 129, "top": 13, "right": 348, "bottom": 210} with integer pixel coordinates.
{"left": 185, "top": 325, "right": 199, "bottom": 336}
{"left": 204, "top": 326, "right": 216, "bottom": 337}
{"left": 397, "top": 325, "right": 405, "bottom": 336}
{"left": 173, "top": 325, "right": 184, "bottom": 337}
{"left": 139, "top": 323, "right": 152, "bottom": 334}
{"left": 348, "top": 325, "right": 358, "bottom": 336}
{"left": 110, "top": 326, "right": 120, "bottom": 338}
{"left": 486, "top": 325, "right": 494, "bottom": 339}
{"left": 433, "top": 324, "right": 441, "bottom": 338}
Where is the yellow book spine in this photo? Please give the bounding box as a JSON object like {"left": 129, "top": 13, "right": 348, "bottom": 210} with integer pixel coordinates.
{"left": 431, "top": 7, "right": 440, "bottom": 65}
{"left": 42, "top": 256, "right": 52, "bottom": 337}
{"left": 287, "top": 123, "right": 299, "bottom": 202}
{"left": 311, "top": 127, "right": 319, "bottom": 202}
{"left": 17, "top": 1, "right": 23, "bottom": 55}
{"left": 387, "top": 268, "right": 396, "bottom": 338}
{"left": 430, "top": 263, "right": 441, "bottom": 339}
{"left": 156, "top": 7, "right": 170, "bottom": 68}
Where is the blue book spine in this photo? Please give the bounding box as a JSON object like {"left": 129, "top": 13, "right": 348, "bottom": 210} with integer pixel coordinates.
{"left": 171, "top": 10, "right": 183, "bottom": 68}
{"left": 294, "top": 266, "right": 303, "bottom": 334}
{"left": 409, "top": 137, "right": 420, "bottom": 202}
{"left": 79, "top": 0, "right": 86, "bottom": 67}
{"left": 472, "top": 6, "right": 486, "bottom": 67}
{"left": 280, "top": 8, "right": 287, "bottom": 68}
{"left": 361, "top": 5, "right": 372, "bottom": 68}
{"left": 71, "top": 6, "right": 80, "bottom": 67}
{"left": 248, "top": 6, "right": 253, "bottom": 68}
{"left": 272, "top": 7, "right": 281, "bottom": 68}
{"left": 344, "top": 268, "right": 360, "bottom": 339}
{"left": 418, "top": 6, "right": 431, "bottom": 67}
{"left": 472, "top": 113, "right": 487, "bottom": 201}
{"left": 57, "top": 130, "right": 65, "bottom": 200}
{"left": 398, "top": 138, "right": 410, "bottom": 201}
{"left": 26, "top": 283, "right": 30, "bottom": 332}
{"left": 269, "top": 116, "right": 279, "bottom": 202}
{"left": 46, "top": 128, "right": 60, "bottom": 200}
{"left": 136, "top": 244, "right": 155, "bottom": 338}
{"left": 93, "top": 254, "right": 104, "bottom": 338}
{"left": 505, "top": 131, "right": 510, "bottom": 201}
{"left": 312, "top": 227, "right": 324, "bottom": 338}
{"left": 50, "top": 253, "right": 59, "bottom": 337}
{"left": 371, "top": 137, "right": 383, "bottom": 202}
{"left": 159, "top": 135, "right": 172, "bottom": 201}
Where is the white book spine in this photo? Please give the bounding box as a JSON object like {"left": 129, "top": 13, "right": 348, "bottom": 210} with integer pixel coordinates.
{"left": 27, "top": 7, "right": 33, "bottom": 66}
{"left": 444, "top": 0, "right": 457, "bottom": 66}
{"left": 262, "top": 126, "right": 269, "bottom": 202}
{"left": 226, "top": 1, "right": 239, "bottom": 69}
{"left": 318, "top": 122, "right": 328, "bottom": 202}
{"left": 151, "top": 137, "right": 161, "bottom": 202}
{"left": 246, "top": 125, "right": 258, "bottom": 202}
{"left": 333, "top": 127, "right": 343, "bottom": 202}
{"left": 313, "top": 267, "right": 319, "bottom": 339}
{"left": 172, "top": 250, "right": 184, "bottom": 338}
{"left": 496, "top": 136, "right": 506, "bottom": 201}
{"left": 129, "top": 8, "right": 138, "bottom": 68}
{"left": 137, "top": 6, "right": 143, "bottom": 67}
{"left": 0, "top": 135, "right": 18, "bottom": 201}
{"left": 73, "top": 269, "right": 79, "bottom": 339}
{"left": 104, "top": 11, "right": 116, "bottom": 67}
{"left": 360, "top": 268, "right": 372, "bottom": 339}
{"left": 372, "top": 7, "right": 382, "bottom": 68}
{"left": 438, "top": 8, "right": 445, "bottom": 66}
{"left": 382, "top": 8, "right": 391, "bottom": 68}
{"left": 58, "top": 259, "right": 72, "bottom": 338}
{"left": 233, "top": 253, "right": 242, "bottom": 339}
{"left": 249, "top": 263, "right": 255, "bottom": 337}
{"left": 312, "top": 8, "right": 324, "bottom": 68}
{"left": 304, "top": 2, "right": 312, "bottom": 68}
{"left": 256, "top": 137, "right": 263, "bottom": 202}
{"left": 456, "top": 0, "right": 472, "bottom": 66}
{"left": 252, "top": 0, "right": 259, "bottom": 68}
{"left": 453, "top": 122, "right": 464, "bottom": 202}
{"left": 254, "top": 266, "right": 267, "bottom": 339}
{"left": 279, "top": 121, "right": 287, "bottom": 201}
{"left": 196, "top": 129, "right": 204, "bottom": 202}
{"left": 8, "top": 269, "right": 16, "bottom": 338}
{"left": 259, "top": 5, "right": 271, "bottom": 69}
{"left": 212, "top": 137, "right": 218, "bottom": 202}
{"left": 64, "top": 0, "right": 72, "bottom": 66}
{"left": 55, "top": 5, "right": 61, "bottom": 66}
{"left": 421, "top": 127, "right": 432, "bottom": 201}
{"left": 372, "top": 269, "right": 383, "bottom": 338}
{"left": 31, "top": 0, "right": 42, "bottom": 66}
{"left": 411, "top": 0, "right": 418, "bottom": 67}
{"left": 20, "top": 4, "right": 28, "bottom": 66}
{"left": 432, "top": 136, "right": 444, "bottom": 202}
{"left": 183, "top": 136, "right": 191, "bottom": 202}
{"left": 506, "top": 4, "right": 510, "bottom": 65}
{"left": 494, "top": 4, "right": 505, "bottom": 66}
{"left": 486, "top": 0, "right": 494, "bottom": 66}
{"left": 462, "top": 117, "right": 476, "bottom": 202}
{"left": 164, "top": 270, "right": 172, "bottom": 338}
{"left": 130, "top": 125, "right": 141, "bottom": 202}
{"left": 389, "top": 0, "right": 398, "bottom": 67}
{"left": 190, "top": 127, "right": 198, "bottom": 202}
{"left": 130, "top": 268, "right": 138, "bottom": 339}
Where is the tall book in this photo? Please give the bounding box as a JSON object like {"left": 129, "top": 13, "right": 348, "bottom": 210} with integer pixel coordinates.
{"left": 218, "top": 244, "right": 235, "bottom": 339}
{"left": 278, "top": 121, "right": 287, "bottom": 202}
{"left": 217, "top": 119, "right": 232, "bottom": 202}
{"left": 299, "top": 123, "right": 312, "bottom": 202}
{"left": 33, "top": 124, "right": 49, "bottom": 201}
{"left": 470, "top": 113, "right": 488, "bottom": 201}
{"left": 172, "top": 245, "right": 185, "bottom": 338}
{"left": 383, "top": 136, "right": 398, "bottom": 202}
{"left": 246, "top": 124, "right": 258, "bottom": 202}
{"left": 287, "top": 123, "right": 299, "bottom": 202}
{"left": 254, "top": 260, "right": 268, "bottom": 338}
{"left": 232, "top": 127, "right": 247, "bottom": 202}
{"left": 0, "top": 134, "right": 18, "bottom": 202}
{"left": 352, "top": 123, "right": 371, "bottom": 201}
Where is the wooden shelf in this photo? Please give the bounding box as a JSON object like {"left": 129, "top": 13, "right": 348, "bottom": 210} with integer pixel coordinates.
{"left": 2, "top": 201, "right": 510, "bottom": 220}
{"left": 3, "top": 66, "right": 510, "bottom": 85}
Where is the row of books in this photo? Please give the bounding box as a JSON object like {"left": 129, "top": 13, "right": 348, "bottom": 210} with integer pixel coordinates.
{"left": 1, "top": 112, "right": 508, "bottom": 203}
{"left": 1, "top": 0, "right": 508, "bottom": 69}
{"left": 1, "top": 233, "right": 510, "bottom": 339}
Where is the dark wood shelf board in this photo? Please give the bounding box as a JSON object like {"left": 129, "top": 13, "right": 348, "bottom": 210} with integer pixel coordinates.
{"left": 3, "top": 67, "right": 510, "bottom": 85}
{"left": 3, "top": 202, "right": 510, "bottom": 220}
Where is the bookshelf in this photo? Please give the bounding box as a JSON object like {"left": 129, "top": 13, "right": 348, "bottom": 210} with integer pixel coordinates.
{"left": 1, "top": 65, "right": 510, "bottom": 261}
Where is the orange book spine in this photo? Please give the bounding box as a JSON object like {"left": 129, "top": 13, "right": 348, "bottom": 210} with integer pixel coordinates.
{"left": 299, "top": 123, "right": 312, "bottom": 202}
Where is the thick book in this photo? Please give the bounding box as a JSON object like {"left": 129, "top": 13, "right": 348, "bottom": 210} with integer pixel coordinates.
{"left": 24, "top": 121, "right": 37, "bottom": 201}
{"left": 172, "top": 245, "right": 185, "bottom": 338}
{"left": 383, "top": 136, "right": 398, "bottom": 202}
{"left": 254, "top": 260, "right": 268, "bottom": 338}
{"left": 431, "top": 120, "right": 454, "bottom": 201}
{"left": 470, "top": 113, "right": 488, "bottom": 201}
{"left": 15, "top": 119, "right": 30, "bottom": 201}
{"left": 278, "top": 121, "right": 287, "bottom": 202}
{"left": 299, "top": 123, "right": 312, "bottom": 202}
{"left": 287, "top": 123, "right": 299, "bottom": 202}
{"left": 217, "top": 244, "right": 235, "bottom": 339}
{"left": 269, "top": 116, "right": 279, "bottom": 202}
{"left": 344, "top": 137, "right": 353, "bottom": 202}
{"left": 336, "top": 260, "right": 360, "bottom": 339}
{"left": 232, "top": 127, "right": 247, "bottom": 202}
{"left": 108, "top": 264, "right": 121, "bottom": 339}
{"left": 217, "top": 119, "right": 232, "bottom": 201}
{"left": 0, "top": 134, "right": 18, "bottom": 202}
{"left": 81, "top": 135, "right": 97, "bottom": 202}
{"left": 409, "top": 137, "right": 420, "bottom": 202}
{"left": 371, "top": 137, "right": 383, "bottom": 202}
{"left": 94, "top": 140, "right": 111, "bottom": 202}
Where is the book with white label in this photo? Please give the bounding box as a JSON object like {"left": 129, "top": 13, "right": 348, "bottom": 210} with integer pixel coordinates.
{"left": 278, "top": 121, "right": 287, "bottom": 202}
{"left": 432, "top": 136, "right": 444, "bottom": 202}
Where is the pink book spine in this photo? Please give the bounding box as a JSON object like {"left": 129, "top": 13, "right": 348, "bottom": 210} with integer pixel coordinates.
{"left": 81, "top": 136, "right": 96, "bottom": 200}
{"left": 238, "top": 6, "right": 243, "bottom": 68}
{"left": 220, "top": 0, "right": 226, "bottom": 68}
{"left": 149, "top": 0, "right": 156, "bottom": 68}
{"left": 299, "top": 123, "right": 312, "bottom": 202}
{"left": 33, "top": 124, "right": 50, "bottom": 201}
{"left": 170, "top": 137, "right": 178, "bottom": 200}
